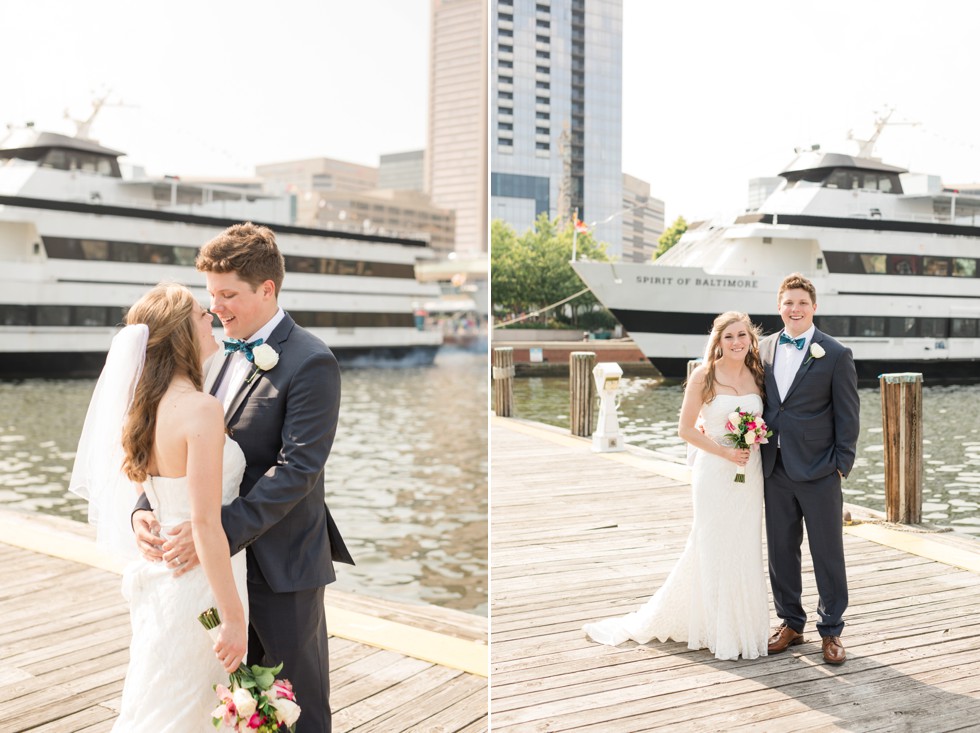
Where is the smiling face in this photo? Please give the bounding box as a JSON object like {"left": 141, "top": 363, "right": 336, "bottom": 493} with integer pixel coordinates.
{"left": 779, "top": 287, "right": 817, "bottom": 337}
{"left": 719, "top": 320, "right": 753, "bottom": 362}
{"left": 205, "top": 270, "right": 278, "bottom": 340}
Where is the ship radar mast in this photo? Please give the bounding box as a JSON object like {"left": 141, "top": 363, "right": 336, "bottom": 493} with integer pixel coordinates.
{"left": 847, "top": 106, "right": 919, "bottom": 159}
{"left": 63, "top": 91, "right": 133, "bottom": 142}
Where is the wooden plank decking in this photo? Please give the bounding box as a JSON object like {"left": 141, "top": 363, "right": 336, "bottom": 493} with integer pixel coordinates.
{"left": 491, "top": 416, "right": 980, "bottom": 732}
{"left": 0, "top": 510, "right": 487, "bottom": 733}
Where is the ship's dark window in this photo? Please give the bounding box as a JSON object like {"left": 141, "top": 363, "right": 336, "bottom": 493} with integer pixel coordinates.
{"left": 923, "top": 257, "right": 950, "bottom": 276}
{"left": 42, "top": 237, "right": 82, "bottom": 259}
{"left": 953, "top": 258, "right": 977, "bottom": 277}
{"left": 290, "top": 311, "right": 413, "bottom": 329}
{"left": 855, "top": 316, "right": 886, "bottom": 337}
{"left": 951, "top": 318, "right": 978, "bottom": 338}
{"left": 0, "top": 305, "right": 29, "bottom": 325}
{"left": 860, "top": 254, "right": 887, "bottom": 274}
{"left": 42, "top": 149, "right": 68, "bottom": 170}
{"left": 35, "top": 305, "right": 71, "bottom": 326}
{"left": 887, "top": 254, "right": 919, "bottom": 275}
{"left": 111, "top": 241, "right": 141, "bottom": 263}
{"left": 74, "top": 306, "right": 108, "bottom": 327}
{"left": 919, "top": 318, "right": 947, "bottom": 338}
{"left": 817, "top": 315, "right": 851, "bottom": 337}
{"left": 80, "top": 240, "right": 109, "bottom": 260}
{"left": 887, "top": 317, "right": 917, "bottom": 337}
{"left": 822, "top": 251, "right": 863, "bottom": 274}
{"left": 173, "top": 247, "right": 198, "bottom": 266}
{"left": 140, "top": 244, "right": 175, "bottom": 265}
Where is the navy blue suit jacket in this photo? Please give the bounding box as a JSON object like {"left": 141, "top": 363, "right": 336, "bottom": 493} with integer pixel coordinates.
{"left": 760, "top": 328, "right": 860, "bottom": 483}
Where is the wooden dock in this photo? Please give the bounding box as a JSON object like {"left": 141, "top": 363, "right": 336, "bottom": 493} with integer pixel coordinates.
{"left": 491, "top": 416, "right": 980, "bottom": 731}
{"left": 0, "top": 510, "right": 487, "bottom": 733}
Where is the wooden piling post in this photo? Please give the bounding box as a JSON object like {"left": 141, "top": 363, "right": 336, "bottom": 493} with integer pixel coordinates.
{"left": 686, "top": 359, "right": 701, "bottom": 381}
{"left": 492, "top": 347, "right": 515, "bottom": 417}
{"left": 570, "top": 351, "right": 596, "bottom": 437}
{"left": 880, "top": 372, "right": 923, "bottom": 524}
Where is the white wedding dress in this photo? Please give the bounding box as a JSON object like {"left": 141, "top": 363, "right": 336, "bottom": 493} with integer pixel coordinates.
{"left": 113, "top": 437, "right": 249, "bottom": 732}
{"left": 584, "top": 393, "right": 769, "bottom": 661}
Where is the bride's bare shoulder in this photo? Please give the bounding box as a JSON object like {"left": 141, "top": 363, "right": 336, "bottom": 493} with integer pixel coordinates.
{"left": 686, "top": 365, "right": 707, "bottom": 387}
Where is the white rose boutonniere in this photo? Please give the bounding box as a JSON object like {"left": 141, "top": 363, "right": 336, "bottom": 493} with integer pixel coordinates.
{"left": 246, "top": 343, "right": 279, "bottom": 384}
{"left": 805, "top": 342, "right": 825, "bottom": 365}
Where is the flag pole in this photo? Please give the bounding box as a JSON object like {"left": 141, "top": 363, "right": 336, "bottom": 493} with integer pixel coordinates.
{"left": 571, "top": 207, "right": 579, "bottom": 262}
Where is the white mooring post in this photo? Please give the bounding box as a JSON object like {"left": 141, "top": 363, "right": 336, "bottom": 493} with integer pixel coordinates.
{"left": 592, "top": 362, "right": 625, "bottom": 453}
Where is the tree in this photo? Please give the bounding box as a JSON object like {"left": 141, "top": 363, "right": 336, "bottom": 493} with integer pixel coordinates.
{"left": 654, "top": 215, "right": 687, "bottom": 260}
{"left": 491, "top": 214, "right": 612, "bottom": 327}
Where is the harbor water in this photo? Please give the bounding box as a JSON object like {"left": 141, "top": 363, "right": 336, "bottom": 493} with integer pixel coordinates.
{"left": 509, "top": 375, "right": 980, "bottom": 538}
{"left": 0, "top": 348, "right": 488, "bottom": 615}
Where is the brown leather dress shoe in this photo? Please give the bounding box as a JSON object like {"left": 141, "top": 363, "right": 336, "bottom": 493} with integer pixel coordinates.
{"left": 767, "top": 623, "right": 805, "bottom": 653}
{"left": 822, "top": 636, "right": 846, "bottom": 664}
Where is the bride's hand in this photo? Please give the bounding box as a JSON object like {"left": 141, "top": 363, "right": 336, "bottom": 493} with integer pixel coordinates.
{"left": 213, "top": 617, "right": 247, "bottom": 673}
{"left": 133, "top": 510, "right": 165, "bottom": 562}
{"left": 161, "top": 522, "right": 200, "bottom": 577}
{"left": 729, "top": 447, "right": 750, "bottom": 466}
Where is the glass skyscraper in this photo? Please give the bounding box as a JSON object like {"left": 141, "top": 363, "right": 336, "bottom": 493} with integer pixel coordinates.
{"left": 490, "top": 0, "right": 624, "bottom": 255}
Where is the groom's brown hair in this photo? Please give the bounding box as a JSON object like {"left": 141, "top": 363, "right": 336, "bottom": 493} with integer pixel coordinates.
{"left": 196, "top": 222, "right": 286, "bottom": 296}
{"left": 777, "top": 273, "right": 817, "bottom": 305}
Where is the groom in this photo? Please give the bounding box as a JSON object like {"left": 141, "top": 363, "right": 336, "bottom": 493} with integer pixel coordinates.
{"left": 134, "top": 222, "right": 353, "bottom": 732}
{"left": 759, "top": 273, "right": 859, "bottom": 665}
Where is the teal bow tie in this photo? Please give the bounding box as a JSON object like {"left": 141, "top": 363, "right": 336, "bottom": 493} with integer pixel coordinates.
{"left": 223, "top": 338, "right": 264, "bottom": 362}
{"left": 779, "top": 332, "right": 806, "bottom": 350}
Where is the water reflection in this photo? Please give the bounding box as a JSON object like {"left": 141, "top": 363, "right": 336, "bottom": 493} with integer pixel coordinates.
{"left": 0, "top": 349, "right": 488, "bottom": 614}
{"left": 509, "top": 377, "right": 980, "bottom": 537}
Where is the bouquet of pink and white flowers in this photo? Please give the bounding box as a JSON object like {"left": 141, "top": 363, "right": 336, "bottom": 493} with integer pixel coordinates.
{"left": 723, "top": 408, "right": 772, "bottom": 483}
{"left": 198, "top": 608, "right": 301, "bottom": 732}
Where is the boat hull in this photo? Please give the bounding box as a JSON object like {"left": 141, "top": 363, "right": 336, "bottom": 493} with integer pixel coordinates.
{"left": 572, "top": 261, "right": 980, "bottom": 386}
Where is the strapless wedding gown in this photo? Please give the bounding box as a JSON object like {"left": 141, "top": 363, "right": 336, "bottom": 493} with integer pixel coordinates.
{"left": 113, "top": 437, "right": 248, "bottom": 732}
{"left": 584, "top": 394, "right": 769, "bottom": 661}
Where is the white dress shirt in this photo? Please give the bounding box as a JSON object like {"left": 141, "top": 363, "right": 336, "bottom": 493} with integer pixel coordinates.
{"left": 214, "top": 308, "right": 285, "bottom": 411}
{"left": 774, "top": 324, "right": 815, "bottom": 402}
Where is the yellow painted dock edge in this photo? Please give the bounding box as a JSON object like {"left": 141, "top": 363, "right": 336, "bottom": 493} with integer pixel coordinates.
{"left": 495, "top": 416, "right": 980, "bottom": 576}
{"left": 0, "top": 514, "right": 488, "bottom": 677}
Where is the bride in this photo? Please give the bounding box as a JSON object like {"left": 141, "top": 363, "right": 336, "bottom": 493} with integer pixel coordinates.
{"left": 70, "top": 283, "right": 248, "bottom": 730}
{"left": 583, "top": 311, "right": 770, "bottom": 661}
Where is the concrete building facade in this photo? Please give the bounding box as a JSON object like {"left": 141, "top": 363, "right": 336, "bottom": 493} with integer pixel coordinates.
{"left": 379, "top": 150, "right": 426, "bottom": 192}
{"left": 427, "top": 0, "right": 489, "bottom": 257}
{"left": 256, "top": 158, "right": 378, "bottom": 226}
{"left": 621, "top": 173, "right": 665, "bottom": 263}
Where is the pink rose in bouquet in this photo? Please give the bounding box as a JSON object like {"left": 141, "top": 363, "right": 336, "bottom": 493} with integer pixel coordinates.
{"left": 198, "top": 608, "right": 301, "bottom": 732}
{"left": 723, "top": 408, "right": 772, "bottom": 483}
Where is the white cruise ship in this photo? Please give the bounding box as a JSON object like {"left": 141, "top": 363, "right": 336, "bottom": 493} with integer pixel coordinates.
{"left": 572, "top": 130, "right": 980, "bottom": 384}
{"left": 0, "top": 124, "right": 442, "bottom": 377}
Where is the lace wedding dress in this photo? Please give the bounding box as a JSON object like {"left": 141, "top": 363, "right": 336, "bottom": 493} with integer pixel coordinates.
{"left": 583, "top": 393, "right": 769, "bottom": 661}
{"left": 113, "top": 437, "right": 248, "bottom": 732}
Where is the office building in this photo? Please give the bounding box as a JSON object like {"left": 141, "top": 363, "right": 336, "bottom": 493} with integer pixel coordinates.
{"left": 621, "top": 173, "right": 665, "bottom": 263}
{"left": 490, "top": 0, "right": 624, "bottom": 255}
{"left": 380, "top": 150, "right": 425, "bottom": 192}
{"left": 428, "top": 0, "right": 489, "bottom": 257}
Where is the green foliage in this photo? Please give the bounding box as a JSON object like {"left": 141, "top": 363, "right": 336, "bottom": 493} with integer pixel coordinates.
{"left": 491, "top": 214, "right": 615, "bottom": 328}
{"left": 655, "top": 215, "right": 688, "bottom": 260}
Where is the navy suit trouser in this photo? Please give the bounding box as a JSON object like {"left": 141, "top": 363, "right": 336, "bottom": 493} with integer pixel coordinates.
{"left": 765, "top": 450, "right": 848, "bottom": 637}
{"left": 247, "top": 553, "right": 331, "bottom": 733}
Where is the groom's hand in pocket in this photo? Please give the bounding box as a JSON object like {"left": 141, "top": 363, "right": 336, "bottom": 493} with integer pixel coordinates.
{"left": 132, "top": 509, "right": 165, "bottom": 562}
{"left": 162, "top": 521, "right": 200, "bottom": 577}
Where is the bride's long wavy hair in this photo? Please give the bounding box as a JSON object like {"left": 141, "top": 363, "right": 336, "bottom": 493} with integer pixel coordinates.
{"left": 121, "top": 283, "right": 203, "bottom": 483}
{"left": 698, "top": 311, "right": 765, "bottom": 403}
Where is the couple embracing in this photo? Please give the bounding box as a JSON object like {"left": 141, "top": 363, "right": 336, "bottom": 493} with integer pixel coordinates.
{"left": 585, "top": 273, "right": 860, "bottom": 665}
{"left": 70, "top": 223, "right": 353, "bottom": 731}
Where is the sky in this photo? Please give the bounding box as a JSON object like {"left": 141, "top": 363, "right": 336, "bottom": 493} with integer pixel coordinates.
{"left": 1, "top": 0, "right": 430, "bottom": 177}
{"left": 622, "top": 0, "right": 980, "bottom": 223}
